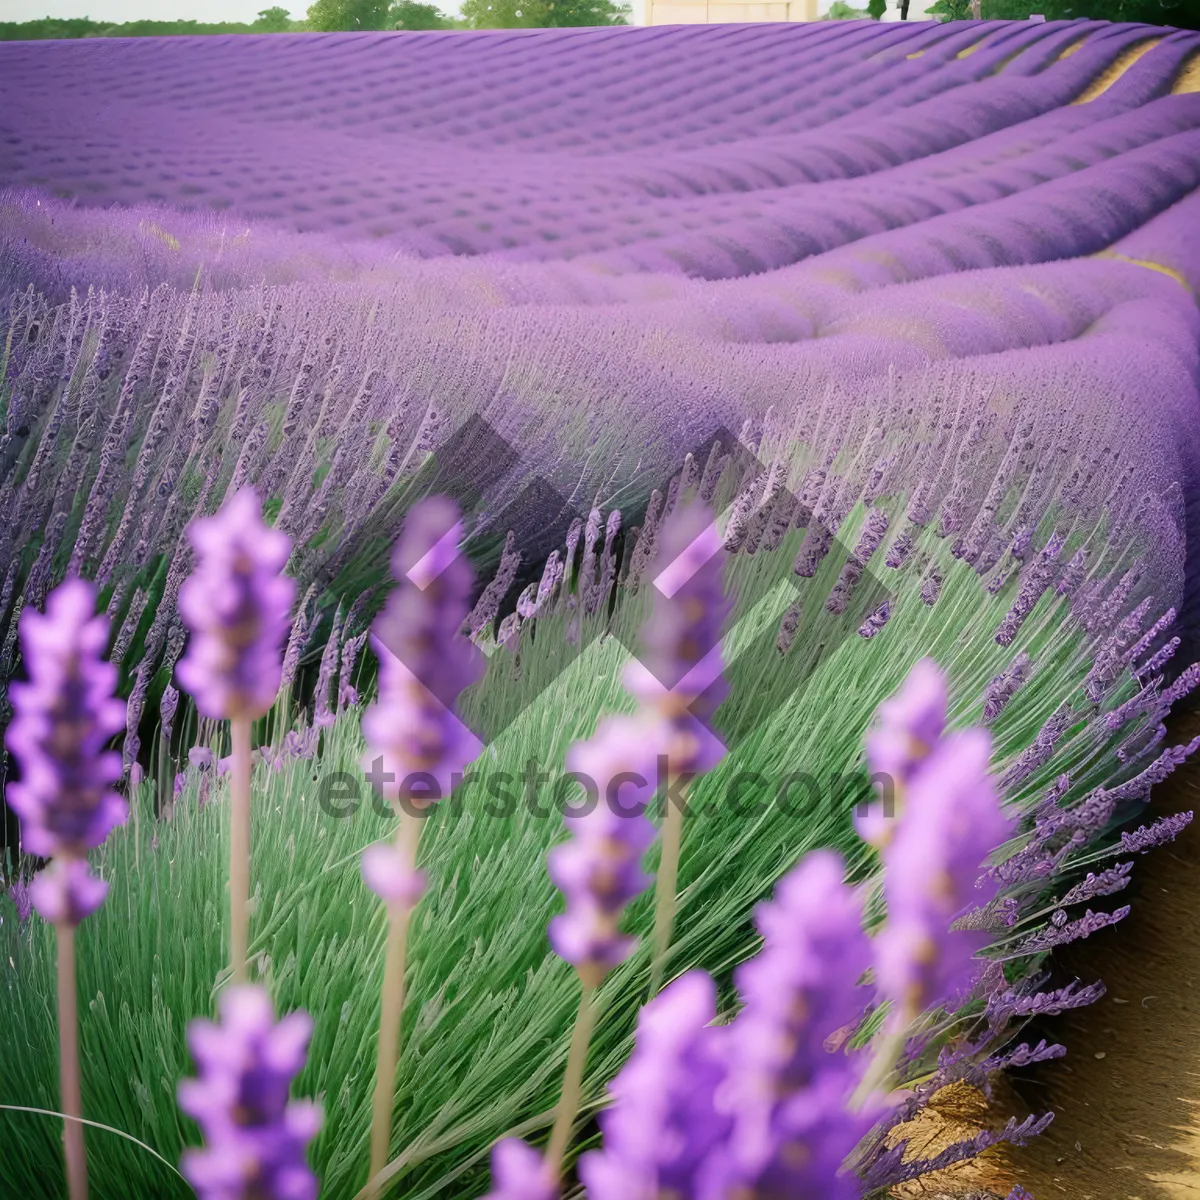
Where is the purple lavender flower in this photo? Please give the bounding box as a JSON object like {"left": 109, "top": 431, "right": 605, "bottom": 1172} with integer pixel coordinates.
{"left": 549, "top": 714, "right": 663, "bottom": 987}
{"left": 700, "top": 850, "right": 873, "bottom": 1200}
{"left": 864, "top": 658, "right": 947, "bottom": 790}
{"left": 876, "top": 729, "right": 1013, "bottom": 1018}
{"left": 1060, "top": 862, "right": 1133, "bottom": 906}
{"left": 7, "top": 877, "right": 32, "bottom": 923}
{"left": 177, "top": 985, "right": 322, "bottom": 1200}
{"left": 360, "top": 498, "right": 483, "bottom": 809}
{"left": 579, "top": 971, "right": 730, "bottom": 1200}
{"left": 177, "top": 487, "right": 295, "bottom": 720}
{"left": 160, "top": 684, "right": 179, "bottom": 746}
{"left": 5, "top": 579, "right": 127, "bottom": 922}
{"left": 1120, "top": 810, "right": 1193, "bottom": 854}
{"left": 283, "top": 727, "right": 319, "bottom": 761}
{"left": 624, "top": 502, "right": 730, "bottom": 773}
{"left": 188, "top": 745, "right": 214, "bottom": 770}
{"left": 982, "top": 652, "right": 1032, "bottom": 724}
{"left": 483, "top": 1138, "right": 557, "bottom": 1200}
{"left": 28, "top": 857, "right": 110, "bottom": 927}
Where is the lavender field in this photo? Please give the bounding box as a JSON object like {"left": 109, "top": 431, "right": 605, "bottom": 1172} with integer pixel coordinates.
{"left": 1, "top": 17, "right": 1200, "bottom": 1200}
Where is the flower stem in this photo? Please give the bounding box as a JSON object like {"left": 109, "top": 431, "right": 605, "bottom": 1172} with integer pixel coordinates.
{"left": 229, "top": 716, "right": 252, "bottom": 983}
{"left": 367, "top": 815, "right": 423, "bottom": 1192}
{"left": 545, "top": 983, "right": 597, "bottom": 1178}
{"left": 648, "top": 787, "right": 685, "bottom": 999}
{"left": 56, "top": 920, "right": 88, "bottom": 1200}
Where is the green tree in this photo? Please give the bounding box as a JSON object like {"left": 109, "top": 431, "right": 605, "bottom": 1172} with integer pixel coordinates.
{"left": 390, "top": 0, "right": 454, "bottom": 25}
{"left": 461, "top": 0, "right": 629, "bottom": 26}
{"left": 305, "top": 0, "right": 392, "bottom": 29}
{"left": 253, "top": 6, "right": 294, "bottom": 28}
{"left": 867, "top": 0, "right": 886, "bottom": 15}
{"left": 925, "top": 0, "right": 971, "bottom": 17}
{"left": 823, "top": 0, "right": 870, "bottom": 15}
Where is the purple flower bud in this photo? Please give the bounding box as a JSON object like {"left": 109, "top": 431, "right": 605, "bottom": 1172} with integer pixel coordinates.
{"left": 1060, "top": 862, "right": 1133, "bottom": 906}
{"left": 624, "top": 503, "right": 729, "bottom": 775}
{"left": 29, "top": 857, "right": 109, "bottom": 925}
{"left": 177, "top": 985, "right": 322, "bottom": 1200}
{"left": 188, "top": 746, "right": 214, "bottom": 771}
{"left": 549, "top": 714, "right": 662, "bottom": 986}
{"left": 160, "top": 684, "right": 179, "bottom": 745}
{"left": 6, "top": 579, "right": 127, "bottom": 865}
{"left": 360, "top": 497, "right": 485, "bottom": 808}
{"left": 580, "top": 971, "right": 730, "bottom": 1200}
{"left": 1121, "top": 810, "right": 1193, "bottom": 854}
{"left": 983, "top": 652, "right": 1032, "bottom": 723}
{"left": 7, "top": 877, "right": 32, "bottom": 923}
{"left": 483, "top": 1138, "right": 557, "bottom": 1200}
{"left": 361, "top": 842, "right": 427, "bottom": 908}
{"left": 177, "top": 488, "right": 295, "bottom": 720}
{"left": 864, "top": 657, "right": 947, "bottom": 794}
{"left": 174, "top": 772, "right": 187, "bottom": 798}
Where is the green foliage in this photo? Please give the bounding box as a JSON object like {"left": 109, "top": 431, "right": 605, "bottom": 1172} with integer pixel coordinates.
{"left": 867, "top": 0, "right": 887, "bottom": 16}
{"left": 460, "top": 0, "right": 630, "bottom": 28}
{"left": 981, "top": 0, "right": 1200, "bottom": 23}
{"left": 925, "top": 0, "right": 972, "bottom": 18}
{"left": 0, "top": 14, "right": 303, "bottom": 39}
{"left": 255, "top": 6, "right": 297, "bottom": 30}
{"left": 305, "top": 0, "right": 394, "bottom": 29}
{"left": 390, "top": 0, "right": 456, "bottom": 27}
{"left": 823, "top": 0, "right": 870, "bottom": 15}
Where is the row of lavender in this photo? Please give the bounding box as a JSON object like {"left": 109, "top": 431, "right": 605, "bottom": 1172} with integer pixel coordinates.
{"left": 8, "top": 470, "right": 1196, "bottom": 1197}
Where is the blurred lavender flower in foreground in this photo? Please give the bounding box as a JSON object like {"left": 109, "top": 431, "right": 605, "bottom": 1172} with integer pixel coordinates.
{"left": 580, "top": 971, "right": 730, "bottom": 1200}
{"left": 702, "top": 850, "right": 875, "bottom": 1199}
{"left": 177, "top": 487, "right": 295, "bottom": 721}
{"left": 876, "top": 724, "right": 1012, "bottom": 1022}
{"left": 6, "top": 578, "right": 127, "bottom": 922}
{"left": 177, "top": 985, "right": 322, "bottom": 1200}
{"left": 550, "top": 715, "right": 662, "bottom": 987}
{"left": 360, "top": 496, "right": 484, "bottom": 817}
{"left": 483, "top": 1138, "right": 557, "bottom": 1200}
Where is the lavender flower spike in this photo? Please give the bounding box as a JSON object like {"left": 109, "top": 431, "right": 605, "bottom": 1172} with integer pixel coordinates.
{"left": 177, "top": 487, "right": 295, "bottom": 720}
{"left": 5, "top": 579, "right": 130, "bottom": 1199}
{"left": 359, "top": 496, "right": 484, "bottom": 814}
{"left": 877, "top": 728, "right": 1013, "bottom": 1021}
{"left": 6, "top": 578, "right": 127, "bottom": 910}
{"left": 550, "top": 714, "right": 662, "bottom": 987}
{"left": 701, "top": 851, "right": 874, "bottom": 1200}
{"left": 178, "top": 985, "right": 322, "bottom": 1200}
{"left": 858, "top": 657, "right": 947, "bottom": 848}
{"left": 580, "top": 971, "right": 731, "bottom": 1200}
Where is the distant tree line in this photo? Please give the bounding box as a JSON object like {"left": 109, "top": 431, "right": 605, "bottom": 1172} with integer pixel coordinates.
{"left": 2, "top": 0, "right": 1194, "bottom": 37}
{"left": 1, "top": 0, "right": 632, "bottom": 37}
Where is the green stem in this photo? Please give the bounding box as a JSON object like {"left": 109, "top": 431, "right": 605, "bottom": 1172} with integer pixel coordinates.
{"left": 648, "top": 789, "right": 685, "bottom": 999}
{"left": 56, "top": 919, "right": 88, "bottom": 1200}
{"left": 367, "top": 815, "right": 423, "bottom": 1194}
{"left": 229, "top": 716, "right": 252, "bottom": 984}
{"left": 544, "top": 982, "right": 597, "bottom": 1179}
